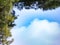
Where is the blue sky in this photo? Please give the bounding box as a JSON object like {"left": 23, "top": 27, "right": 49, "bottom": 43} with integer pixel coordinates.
{"left": 11, "top": 7, "right": 60, "bottom": 45}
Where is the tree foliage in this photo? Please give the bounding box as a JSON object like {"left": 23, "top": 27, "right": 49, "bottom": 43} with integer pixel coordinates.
{"left": 15, "top": 0, "right": 60, "bottom": 10}
{"left": 0, "top": 0, "right": 19, "bottom": 45}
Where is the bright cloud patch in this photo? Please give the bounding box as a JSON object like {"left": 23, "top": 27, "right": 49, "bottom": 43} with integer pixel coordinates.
{"left": 11, "top": 19, "right": 60, "bottom": 45}
{"left": 27, "top": 19, "right": 60, "bottom": 38}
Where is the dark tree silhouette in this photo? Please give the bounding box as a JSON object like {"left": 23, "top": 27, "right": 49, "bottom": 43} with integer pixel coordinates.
{"left": 14, "top": 0, "right": 60, "bottom": 10}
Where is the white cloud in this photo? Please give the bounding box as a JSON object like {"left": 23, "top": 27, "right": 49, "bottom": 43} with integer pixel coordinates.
{"left": 27, "top": 19, "right": 60, "bottom": 38}
{"left": 11, "top": 27, "right": 26, "bottom": 45}
{"left": 11, "top": 19, "right": 60, "bottom": 45}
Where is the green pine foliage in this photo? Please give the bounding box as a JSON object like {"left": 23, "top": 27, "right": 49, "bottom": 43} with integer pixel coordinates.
{"left": 0, "top": 0, "right": 19, "bottom": 45}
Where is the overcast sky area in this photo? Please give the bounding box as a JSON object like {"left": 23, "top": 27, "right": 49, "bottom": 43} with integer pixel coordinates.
{"left": 11, "top": 7, "right": 60, "bottom": 45}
